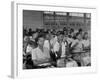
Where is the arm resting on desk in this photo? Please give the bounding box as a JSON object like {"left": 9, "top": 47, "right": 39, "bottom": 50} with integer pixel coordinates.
{"left": 33, "top": 58, "right": 51, "bottom": 66}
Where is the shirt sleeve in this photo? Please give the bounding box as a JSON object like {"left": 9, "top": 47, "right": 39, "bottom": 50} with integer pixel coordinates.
{"left": 71, "top": 40, "right": 78, "bottom": 48}
{"left": 31, "top": 49, "right": 37, "bottom": 60}
{"left": 44, "top": 47, "right": 50, "bottom": 59}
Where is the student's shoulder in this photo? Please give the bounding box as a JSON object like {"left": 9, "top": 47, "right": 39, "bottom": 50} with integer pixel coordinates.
{"left": 44, "top": 47, "right": 49, "bottom": 51}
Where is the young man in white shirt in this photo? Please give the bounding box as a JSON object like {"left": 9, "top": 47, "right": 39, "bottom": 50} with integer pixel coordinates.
{"left": 56, "top": 32, "right": 68, "bottom": 67}
{"left": 31, "top": 35, "right": 51, "bottom": 67}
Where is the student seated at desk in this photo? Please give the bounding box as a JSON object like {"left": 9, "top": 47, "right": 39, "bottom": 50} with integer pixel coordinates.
{"left": 71, "top": 32, "right": 83, "bottom": 53}
{"left": 43, "top": 33, "right": 51, "bottom": 51}
{"left": 81, "top": 32, "right": 91, "bottom": 66}
{"left": 31, "top": 34, "right": 51, "bottom": 67}
{"left": 25, "top": 41, "right": 37, "bottom": 69}
{"left": 70, "top": 32, "right": 83, "bottom": 66}
{"left": 82, "top": 32, "right": 90, "bottom": 51}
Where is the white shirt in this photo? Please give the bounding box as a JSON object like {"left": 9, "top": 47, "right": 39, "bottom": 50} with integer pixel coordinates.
{"left": 82, "top": 39, "right": 90, "bottom": 47}
{"left": 31, "top": 47, "right": 50, "bottom": 60}
{"left": 81, "top": 39, "right": 90, "bottom": 66}
{"left": 71, "top": 39, "right": 78, "bottom": 48}
{"left": 53, "top": 41, "right": 60, "bottom": 52}
{"left": 50, "top": 36, "right": 58, "bottom": 47}
{"left": 53, "top": 41, "right": 66, "bottom": 57}
{"left": 61, "top": 42, "right": 66, "bottom": 57}
{"left": 67, "top": 37, "right": 73, "bottom": 44}
{"left": 43, "top": 40, "right": 50, "bottom": 51}
{"left": 71, "top": 39, "right": 83, "bottom": 52}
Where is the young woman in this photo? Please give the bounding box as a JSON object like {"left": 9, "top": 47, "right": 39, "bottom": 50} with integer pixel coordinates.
{"left": 71, "top": 32, "right": 83, "bottom": 53}
{"left": 81, "top": 32, "right": 91, "bottom": 66}
{"left": 70, "top": 32, "right": 83, "bottom": 66}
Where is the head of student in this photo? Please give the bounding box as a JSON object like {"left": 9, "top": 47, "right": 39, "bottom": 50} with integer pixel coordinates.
{"left": 83, "top": 32, "right": 88, "bottom": 40}
{"left": 36, "top": 34, "right": 45, "bottom": 47}
{"left": 78, "top": 28, "right": 83, "bottom": 34}
{"left": 76, "top": 32, "right": 82, "bottom": 41}
{"left": 32, "top": 32, "right": 38, "bottom": 40}
{"left": 70, "top": 28, "right": 74, "bottom": 34}
{"left": 45, "top": 32, "right": 50, "bottom": 40}
{"left": 58, "top": 31, "right": 64, "bottom": 42}
{"left": 63, "top": 30, "right": 68, "bottom": 36}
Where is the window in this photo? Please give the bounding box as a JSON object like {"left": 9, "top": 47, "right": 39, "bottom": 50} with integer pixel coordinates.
{"left": 55, "top": 12, "right": 67, "bottom": 16}
{"left": 43, "top": 11, "right": 54, "bottom": 14}
{"left": 86, "top": 13, "right": 91, "bottom": 18}
{"left": 69, "top": 12, "right": 84, "bottom": 17}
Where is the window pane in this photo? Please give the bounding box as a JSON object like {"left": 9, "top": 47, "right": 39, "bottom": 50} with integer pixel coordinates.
{"left": 55, "top": 12, "right": 67, "bottom": 16}
{"left": 86, "top": 13, "right": 91, "bottom": 18}
{"left": 69, "top": 12, "right": 84, "bottom": 17}
{"left": 44, "top": 11, "right": 54, "bottom": 14}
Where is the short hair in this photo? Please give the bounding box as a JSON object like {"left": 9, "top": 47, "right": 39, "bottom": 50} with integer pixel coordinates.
{"left": 35, "top": 34, "right": 45, "bottom": 43}
{"left": 79, "top": 28, "right": 82, "bottom": 32}
{"left": 68, "top": 35, "right": 72, "bottom": 38}
{"left": 28, "top": 41, "right": 35, "bottom": 46}
{"left": 70, "top": 28, "right": 74, "bottom": 32}
{"left": 60, "top": 31, "right": 64, "bottom": 35}
{"left": 63, "top": 27, "right": 67, "bottom": 31}
{"left": 75, "top": 32, "right": 80, "bottom": 37}
{"left": 83, "top": 32, "right": 88, "bottom": 39}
